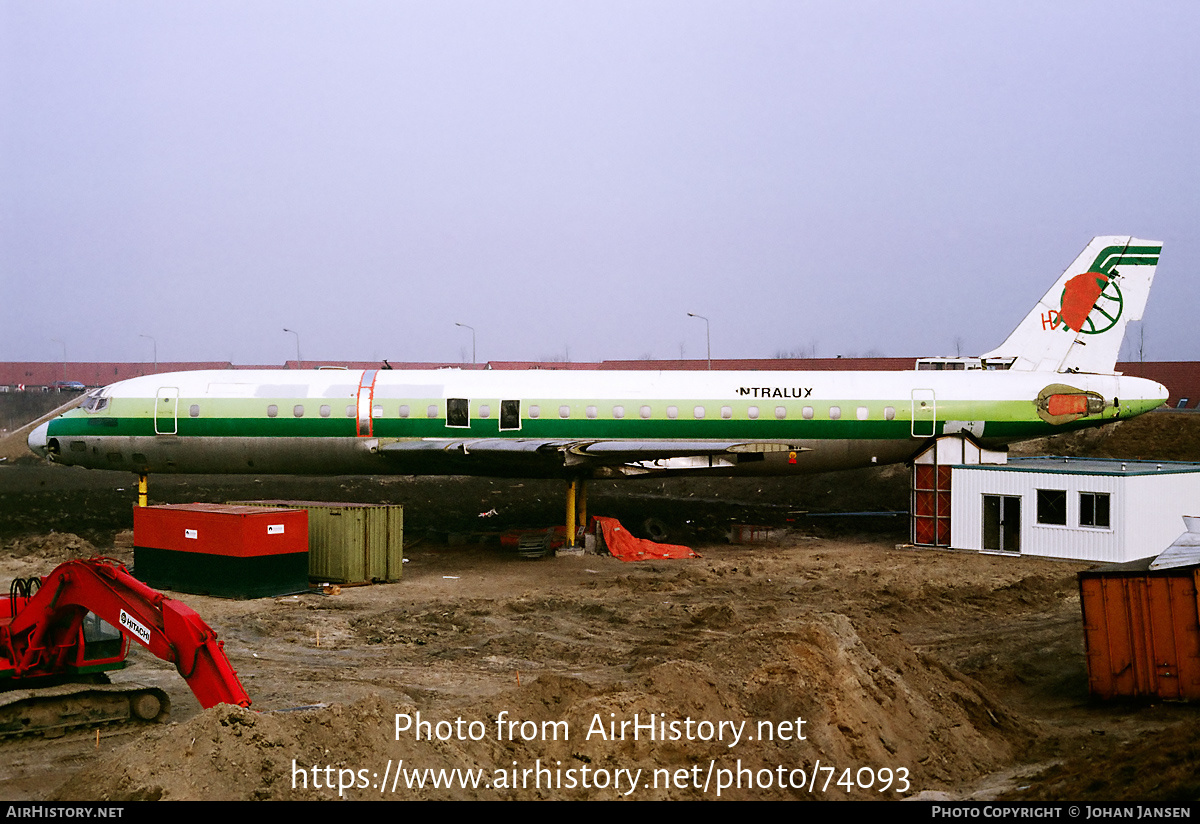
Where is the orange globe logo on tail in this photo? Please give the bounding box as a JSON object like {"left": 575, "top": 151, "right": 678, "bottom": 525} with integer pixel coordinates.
{"left": 1058, "top": 271, "right": 1123, "bottom": 334}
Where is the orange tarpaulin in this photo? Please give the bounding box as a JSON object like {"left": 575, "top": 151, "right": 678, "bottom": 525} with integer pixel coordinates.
{"left": 592, "top": 516, "right": 700, "bottom": 561}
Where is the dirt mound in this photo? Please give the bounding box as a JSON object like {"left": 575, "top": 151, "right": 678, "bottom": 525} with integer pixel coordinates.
{"left": 53, "top": 611, "right": 1027, "bottom": 800}
{"left": 3, "top": 532, "right": 100, "bottom": 560}
{"left": 1007, "top": 716, "right": 1200, "bottom": 802}
{"left": 1016, "top": 410, "right": 1200, "bottom": 462}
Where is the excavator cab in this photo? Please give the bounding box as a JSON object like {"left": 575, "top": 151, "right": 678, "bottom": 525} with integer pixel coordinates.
{"left": 79, "top": 612, "right": 128, "bottom": 672}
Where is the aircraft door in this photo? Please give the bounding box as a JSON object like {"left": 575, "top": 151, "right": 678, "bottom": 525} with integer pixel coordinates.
{"left": 911, "top": 389, "right": 936, "bottom": 438}
{"left": 356, "top": 370, "right": 378, "bottom": 437}
{"left": 154, "top": 387, "right": 179, "bottom": 435}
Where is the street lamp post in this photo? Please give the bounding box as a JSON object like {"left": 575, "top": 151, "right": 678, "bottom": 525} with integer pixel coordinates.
{"left": 687, "top": 313, "right": 711, "bottom": 370}
{"left": 51, "top": 338, "right": 67, "bottom": 383}
{"left": 455, "top": 323, "right": 476, "bottom": 365}
{"left": 283, "top": 328, "right": 302, "bottom": 368}
{"left": 139, "top": 334, "right": 157, "bottom": 374}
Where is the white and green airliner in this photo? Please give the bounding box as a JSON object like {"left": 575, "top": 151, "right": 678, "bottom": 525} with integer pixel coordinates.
{"left": 29, "top": 237, "right": 1167, "bottom": 490}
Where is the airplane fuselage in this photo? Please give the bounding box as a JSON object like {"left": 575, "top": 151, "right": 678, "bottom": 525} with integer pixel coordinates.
{"left": 30, "top": 367, "right": 1168, "bottom": 479}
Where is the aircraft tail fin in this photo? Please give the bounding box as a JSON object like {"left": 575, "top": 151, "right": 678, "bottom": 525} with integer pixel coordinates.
{"left": 980, "top": 236, "right": 1161, "bottom": 374}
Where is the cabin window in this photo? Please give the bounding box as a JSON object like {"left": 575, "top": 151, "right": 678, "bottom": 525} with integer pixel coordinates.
{"left": 372, "top": 405, "right": 383, "bottom": 418}
{"left": 720, "top": 406, "right": 732, "bottom": 419}
{"left": 640, "top": 405, "right": 652, "bottom": 419}
{"left": 748, "top": 406, "right": 759, "bottom": 419}
{"left": 293, "top": 404, "right": 305, "bottom": 417}
{"left": 398, "top": 405, "right": 409, "bottom": 418}
{"left": 1037, "top": 489, "right": 1067, "bottom": 526}
{"left": 856, "top": 406, "right": 869, "bottom": 420}
{"left": 479, "top": 404, "right": 491, "bottom": 418}
{"left": 529, "top": 405, "right": 541, "bottom": 418}
{"left": 70, "top": 441, "right": 87, "bottom": 452}
{"left": 884, "top": 406, "right": 896, "bottom": 421}
{"left": 802, "top": 406, "right": 814, "bottom": 420}
{"left": 320, "top": 405, "right": 332, "bottom": 418}
{"left": 613, "top": 405, "right": 625, "bottom": 419}
{"left": 346, "top": 405, "right": 355, "bottom": 417}
{"left": 500, "top": 400, "right": 520, "bottom": 430}
{"left": 559, "top": 405, "right": 571, "bottom": 418}
{"left": 447, "top": 398, "right": 469, "bottom": 428}
{"left": 586, "top": 406, "right": 597, "bottom": 419}
{"left": 694, "top": 406, "right": 705, "bottom": 419}
{"left": 775, "top": 406, "right": 787, "bottom": 419}
{"left": 828, "top": 406, "right": 841, "bottom": 420}
{"left": 667, "top": 406, "right": 679, "bottom": 419}
{"left": 267, "top": 404, "right": 278, "bottom": 418}
{"left": 426, "top": 404, "right": 438, "bottom": 418}
{"left": 189, "top": 404, "right": 200, "bottom": 418}
{"left": 1080, "top": 492, "right": 1110, "bottom": 528}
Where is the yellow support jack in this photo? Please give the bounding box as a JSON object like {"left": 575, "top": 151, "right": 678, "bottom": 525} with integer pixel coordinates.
{"left": 137, "top": 474, "right": 148, "bottom": 508}
{"left": 564, "top": 478, "right": 589, "bottom": 548}
{"left": 565, "top": 479, "right": 577, "bottom": 547}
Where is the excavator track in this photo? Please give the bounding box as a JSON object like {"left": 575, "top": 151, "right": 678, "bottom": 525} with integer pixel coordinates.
{"left": 0, "top": 681, "right": 170, "bottom": 739}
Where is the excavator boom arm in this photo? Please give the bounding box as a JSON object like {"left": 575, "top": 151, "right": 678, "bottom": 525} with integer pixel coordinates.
{"left": 2, "top": 559, "right": 250, "bottom": 709}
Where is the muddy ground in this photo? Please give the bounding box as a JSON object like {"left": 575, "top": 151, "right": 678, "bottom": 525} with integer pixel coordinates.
{"left": 0, "top": 413, "right": 1198, "bottom": 801}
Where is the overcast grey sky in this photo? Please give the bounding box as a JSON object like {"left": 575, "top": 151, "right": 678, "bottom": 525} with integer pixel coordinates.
{"left": 3, "top": 2, "right": 1197, "bottom": 366}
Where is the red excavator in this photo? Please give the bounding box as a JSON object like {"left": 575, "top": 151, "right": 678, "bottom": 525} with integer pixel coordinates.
{"left": 0, "top": 558, "right": 250, "bottom": 736}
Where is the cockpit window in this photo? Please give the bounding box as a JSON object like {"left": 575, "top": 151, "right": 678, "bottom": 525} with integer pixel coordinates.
{"left": 82, "top": 389, "right": 109, "bottom": 413}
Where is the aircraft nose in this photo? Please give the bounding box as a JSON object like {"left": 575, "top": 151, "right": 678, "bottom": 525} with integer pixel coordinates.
{"left": 27, "top": 421, "right": 50, "bottom": 458}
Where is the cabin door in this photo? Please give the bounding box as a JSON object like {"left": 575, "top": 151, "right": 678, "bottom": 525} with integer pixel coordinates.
{"left": 982, "top": 495, "right": 1021, "bottom": 553}
{"left": 356, "top": 370, "right": 378, "bottom": 437}
{"left": 154, "top": 387, "right": 179, "bottom": 435}
{"left": 911, "top": 389, "right": 936, "bottom": 438}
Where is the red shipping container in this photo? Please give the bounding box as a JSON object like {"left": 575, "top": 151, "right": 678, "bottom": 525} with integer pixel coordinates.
{"left": 134, "top": 504, "right": 308, "bottom": 598}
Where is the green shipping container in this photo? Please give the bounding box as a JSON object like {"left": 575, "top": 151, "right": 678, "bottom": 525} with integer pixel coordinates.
{"left": 229, "top": 501, "right": 403, "bottom": 584}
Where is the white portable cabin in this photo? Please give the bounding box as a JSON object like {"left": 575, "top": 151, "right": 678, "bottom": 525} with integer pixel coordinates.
{"left": 949, "top": 458, "right": 1200, "bottom": 563}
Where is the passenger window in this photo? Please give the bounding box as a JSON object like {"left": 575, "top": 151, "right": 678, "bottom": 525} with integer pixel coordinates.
{"left": 426, "top": 404, "right": 438, "bottom": 418}
{"left": 189, "top": 404, "right": 200, "bottom": 418}
{"left": 775, "top": 406, "right": 787, "bottom": 419}
{"left": 748, "top": 406, "right": 759, "bottom": 419}
{"left": 372, "top": 405, "right": 383, "bottom": 418}
{"left": 346, "top": 405, "right": 355, "bottom": 417}
{"left": 640, "top": 405, "right": 652, "bottom": 419}
{"left": 267, "top": 405, "right": 278, "bottom": 418}
{"left": 320, "top": 405, "right": 332, "bottom": 418}
{"left": 857, "top": 406, "right": 869, "bottom": 420}
{"left": 802, "top": 406, "right": 814, "bottom": 419}
{"left": 667, "top": 406, "right": 678, "bottom": 419}
{"left": 829, "top": 406, "right": 841, "bottom": 420}
{"left": 586, "top": 406, "right": 597, "bottom": 419}
{"left": 721, "top": 406, "right": 732, "bottom": 419}
{"left": 693, "top": 406, "right": 705, "bottom": 419}
{"left": 559, "top": 406, "right": 570, "bottom": 418}
{"left": 529, "top": 405, "right": 541, "bottom": 418}
{"left": 884, "top": 406, "right": 895, "bottom": 421}
{"left": 613, "top": 405, "right": 625, "bottom": 419}
{"left": 293, "top": 404, "right": 305, "bottom": 417}
{"left": 479, "top": 404, "right": 491, "bottom": 418}
{"left": 398, "top": 405, "right": 409, "bottom": 418}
